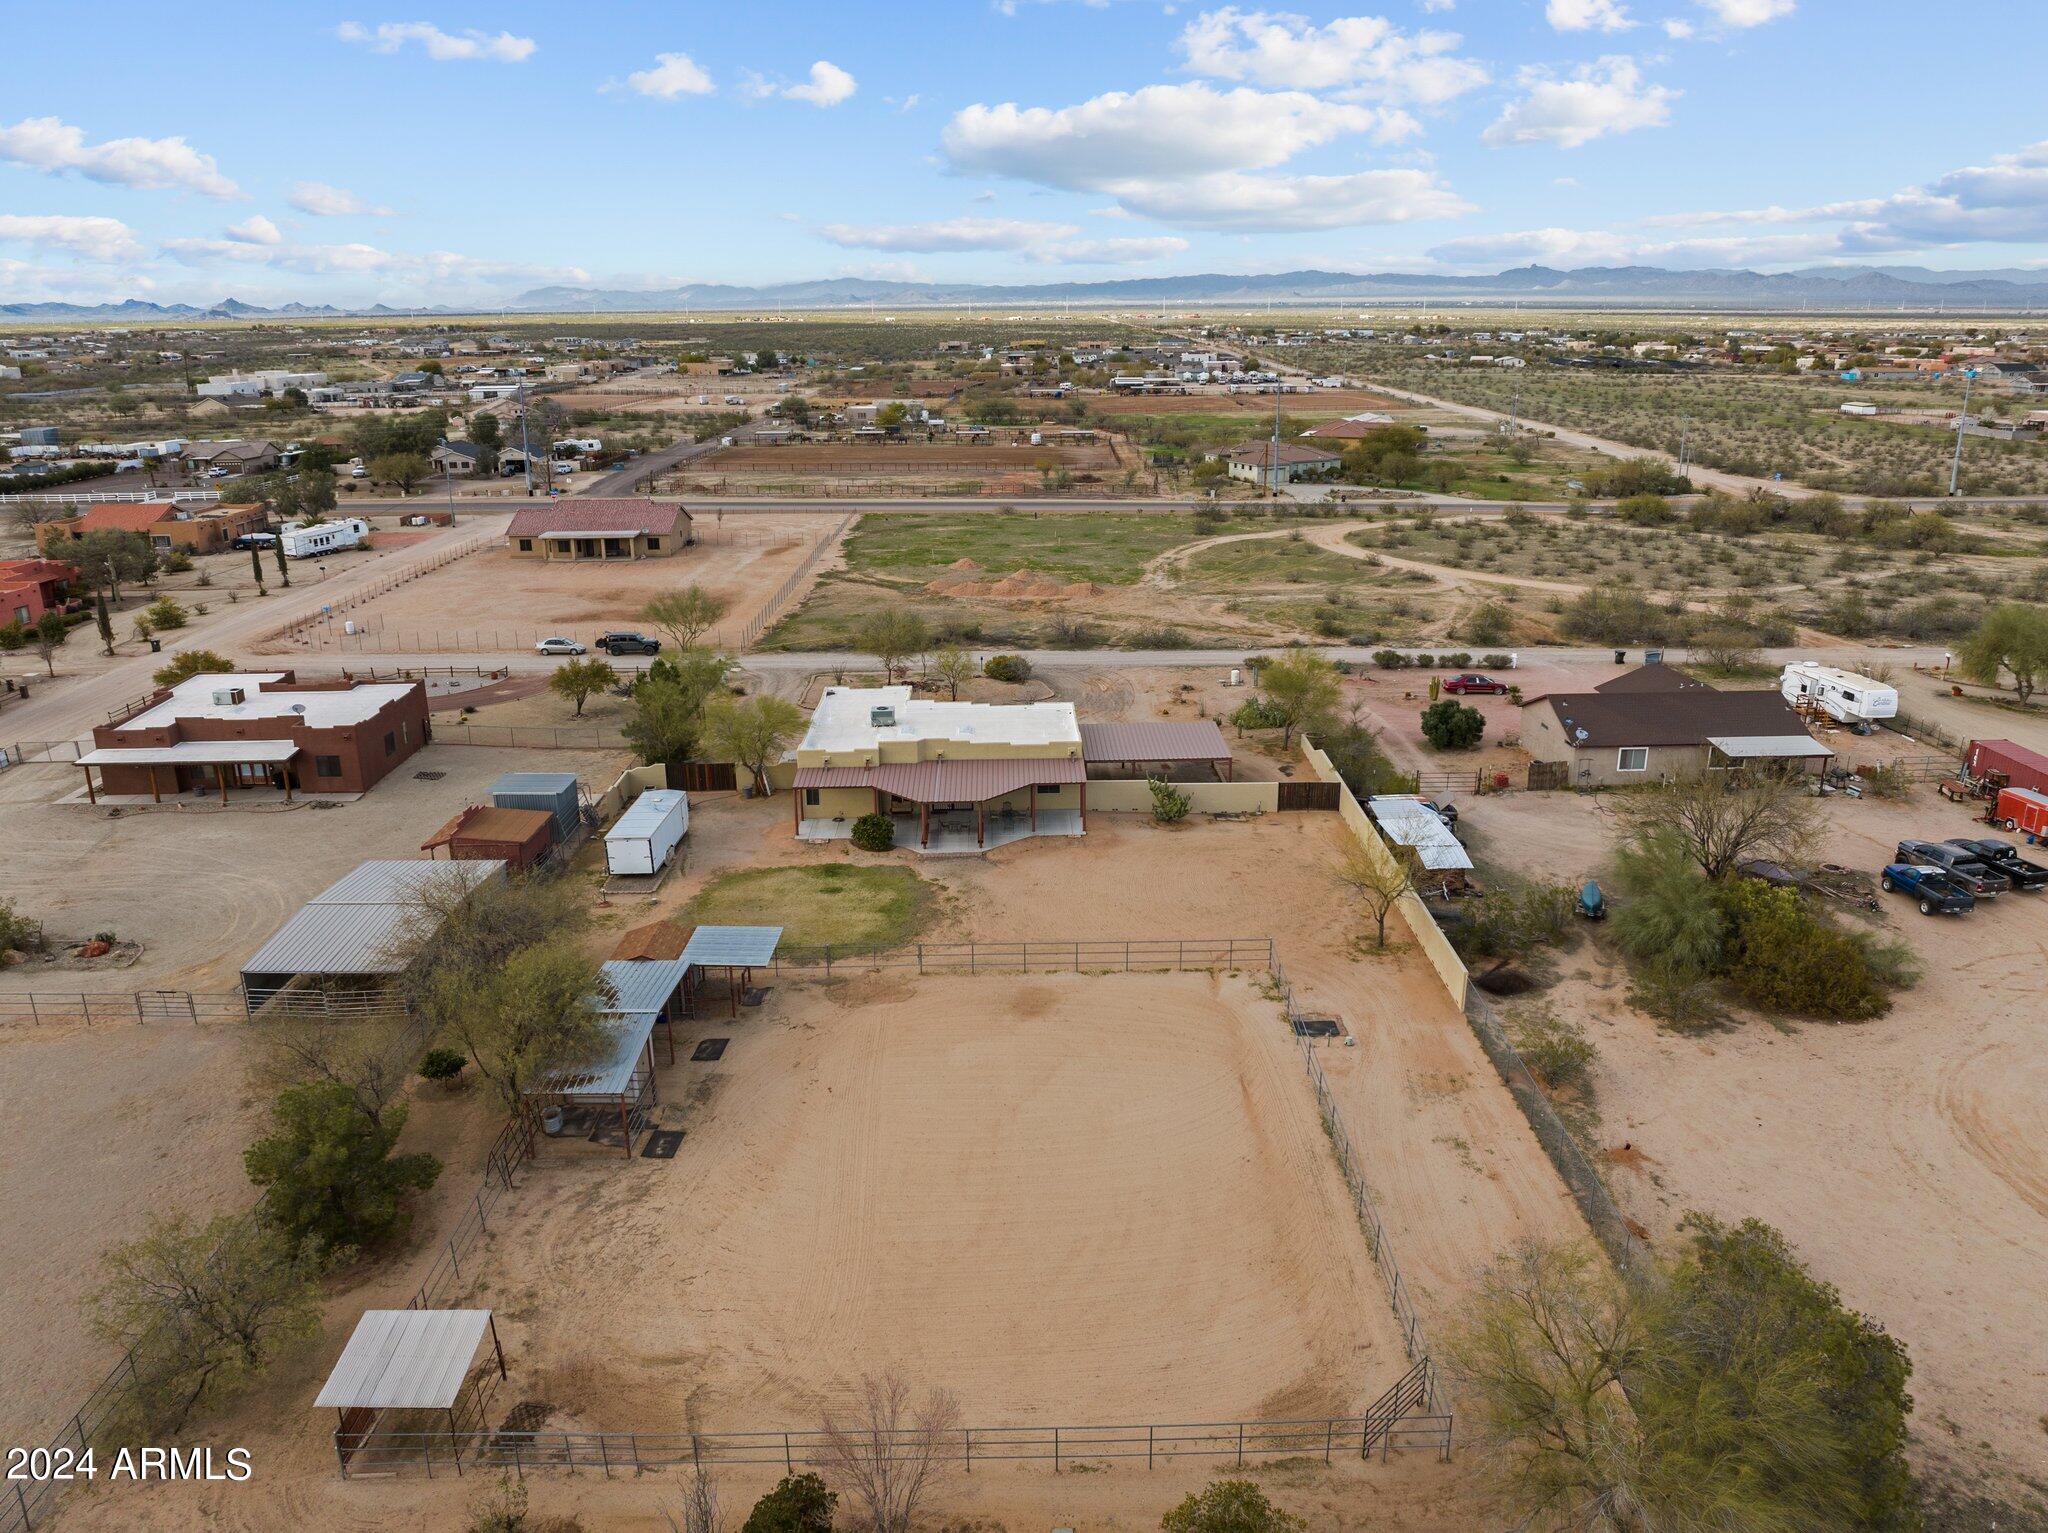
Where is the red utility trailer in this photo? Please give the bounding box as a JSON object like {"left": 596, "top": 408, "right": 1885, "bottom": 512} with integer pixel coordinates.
{"left": 1992, "top": 786, "right": 2048, "bottom": 839}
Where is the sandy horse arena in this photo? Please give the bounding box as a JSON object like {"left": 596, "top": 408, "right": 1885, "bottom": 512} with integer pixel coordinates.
{"left": 476, "top": 970, "right": 1406, "bottom": 1430}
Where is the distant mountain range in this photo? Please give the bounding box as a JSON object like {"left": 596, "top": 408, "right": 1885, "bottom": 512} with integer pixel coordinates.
{"left": 9, "top": 264, "right": 2048, "bottom": 321}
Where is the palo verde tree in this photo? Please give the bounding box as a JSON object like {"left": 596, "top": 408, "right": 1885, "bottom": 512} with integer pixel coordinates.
{"left": 643, "top": 585, "right": 730, "bottom": 649}
{"left": 547, "top": 655, "right": 619, "bottom": 717}
{"left": 1614, "top": 773, "right": 1818, "bottom": 881}
{"left": 702, "top": 693, "right": 806, "bottom": 796}
{"left": 926, "top": 643, "right": 976, "bottom": 701}
{"left": 152, "top": 649, "right": 235, "bottom": 688}
{"left": 1958, "top": 601, "right": 2048, "bottom": 704}
{"left": 855, "top": 609, "right": 930, "bottom": 684}
{"left": 1334, "top": 837, "right": 1418, "bottom": 949}
{"left": 1256, "top": 649, "right": 1343, "bottom": 747}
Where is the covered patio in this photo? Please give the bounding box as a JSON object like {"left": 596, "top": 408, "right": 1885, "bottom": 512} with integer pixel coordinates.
{"left": 1080, "top": 720, "right": 1235, "bottom": 782}
{"left": 76, "top": 739, "right": 302, "bottom": 805}
{"left": 1707, "top": 734, "right": 1835, "bottom": 776}
{"left": 679, "top": 925, "right": 783, "bottom": 1016}
{"left": 793, "top": 757, "right": 1088, "bottom": 851}
{"left": 319, "top": 1307, "right": 506, "bottom": 1477}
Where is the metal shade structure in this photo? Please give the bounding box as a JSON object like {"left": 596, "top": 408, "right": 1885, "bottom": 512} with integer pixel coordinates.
{"left": 1707, "top": 734, "right": 1836, "bottom": 761}
{"left": 1079, "top": 720, "right": 1233, "bottom": 779}
{"left": 681, "top": 925, "right": 782, "bottom": 1018}
{"left": 319, "top": 1308, "right": 507, "bottom": 1477}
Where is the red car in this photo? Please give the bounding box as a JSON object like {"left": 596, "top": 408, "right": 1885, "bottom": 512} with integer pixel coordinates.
{"left": 1442, "top": 672, "right": 1508, "bottom": 695}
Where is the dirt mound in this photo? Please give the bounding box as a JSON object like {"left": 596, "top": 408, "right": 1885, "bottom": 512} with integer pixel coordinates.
{"left": 924, "top": 565, "right": 1098, "bottom": 600}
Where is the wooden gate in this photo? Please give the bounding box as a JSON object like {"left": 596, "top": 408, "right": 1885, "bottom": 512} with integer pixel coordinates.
{"left": 671, "top": 760, "right": 738, "bottom": 792}
{"left": 1526, "top": 760, "right": 1569, "bottom": 791}
{"left": 1278, "top": 780, "right": 1341, "bottom": 811}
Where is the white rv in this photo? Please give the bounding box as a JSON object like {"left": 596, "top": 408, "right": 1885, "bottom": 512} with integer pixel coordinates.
{"left": 279, "top": 517, "right": 370, "bottom": 558}
{"left": 1779, "top": 663, "right": 1898, "bottom": 727}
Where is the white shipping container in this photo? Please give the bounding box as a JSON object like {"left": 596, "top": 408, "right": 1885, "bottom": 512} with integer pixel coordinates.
{"left": 605, "top": 789, "right": 688, "bottom": 877}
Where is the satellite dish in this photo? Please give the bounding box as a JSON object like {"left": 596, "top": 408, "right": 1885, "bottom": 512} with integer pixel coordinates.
{"left": 291, "top": 704, "right": 307, "bottom": 714}
{"left": 1573, "top": 727, "right": 1589, "bottom": 742}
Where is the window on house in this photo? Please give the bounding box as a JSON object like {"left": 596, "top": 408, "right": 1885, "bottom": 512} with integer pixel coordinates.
{"left": 1037, "top": 783, "right": 1059, "bottom": 794}
{"left": 518, "top": 538, "right": 533, "bottom": 551}
{"left": 1616, "top": 747, "right": 1649, "bottom": 773}
{"left": 803, "top": 789, "right": 820, "bottom": 806}
{"left": 313, "top": 754, "right": 342, "bottom": 778}
{"left": 384, "top": 731, "right": 396, "bottom": 756}
{"left": 645, "top": 537, "right": 661, "bottom": 550}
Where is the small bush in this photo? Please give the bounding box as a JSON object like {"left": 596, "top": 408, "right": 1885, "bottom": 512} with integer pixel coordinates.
{"left": 1125, "top": 624, "right": 1193, "bottom": 649}
{"left": 418, "top": 1048, "right": 467, "bottom": 1083}
{"left": 144, "top": 596, "right": 189, "bottom": 631}
{"left": 1148, "top": 778, "right": 1192, "bottom": 824}
{"left": 1715, "top": 879, "right": 1889, "bottom": 1021}
{"left": 1372, "top": 648, "right": 1410, "bottom": 669}
{"left": 1463, "top": 602, "right": 1513, "bottom": 646}
{"left": 1511, "top": 1007, "right": 1596, "bottom": 1096}
{"left": 849, "top": 813, "right": 895, "bottom": 853}
{"left": 1229, "top": 696, "right": 1288, "bottom": 730}
{"left": 982, "top": 653, "right": 1031, "bottom": 683}
{"left": 1420, "top": 698, "right": 1485, "bottom": 750}
{"left": 1480, "top": 652, "right": 1514, "bottom": 669}
{"left": 741, "top": 1473, "right": 837, "bottom": 1533}
{"left": 161, "top": 551, "right": 194, "bottom": 573}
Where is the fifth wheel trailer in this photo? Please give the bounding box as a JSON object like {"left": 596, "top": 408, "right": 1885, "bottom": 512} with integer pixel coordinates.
{"left": 1779, "top": 663, "right": 1898, "bottom": 727}
{"left": 280, "top": 517, "right": 369, "bottom": 558}
{"left": 605, "top": 789, "right": 688, "bottom": 877}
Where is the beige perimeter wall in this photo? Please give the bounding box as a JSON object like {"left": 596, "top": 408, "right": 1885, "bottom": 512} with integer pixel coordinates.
{"left": 1085, "top": 779, "right": 1281, "bottom": 814}
{"left": 1300, "top": 737, "right": 1469, "bottom": 1010}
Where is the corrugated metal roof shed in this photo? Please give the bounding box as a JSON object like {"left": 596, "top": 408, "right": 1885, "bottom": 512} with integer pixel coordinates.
{"left": 1368, "top": 796, "right": 1473, "bottom": 873}
{"left": 242, "top": 859, "right": 505, "bottom": 981}
{"left": 596, "top": 956, "right": 687, "bottom": 1016}
{"left": 545, "top": 1012, "right": 659, "bottom": 1098}
{"left": 309, "top": 859, "right": 503, "bottom": 907}
{"left": 1079, "top": 720, "right": 1230, "bottom": 763}
{"left": 681, "top": 926, "right": 783, "bottom": 968}
{"left": 315, "top": 1309, "right": 492, "bottom": 1411}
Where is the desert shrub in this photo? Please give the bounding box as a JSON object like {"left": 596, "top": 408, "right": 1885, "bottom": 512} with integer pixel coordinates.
{"left": 1559, "top": 589, "right": 1686, "bottom": 644}
{"left": 1714, "top": 879, "right": 1889, "bottom": 1021}
{"left": 1318, "top": 720, "right": 1414, "bottom": 797}
{"left": 1043, "top": 615, "right": 1104, "bottom": 648}
{"left": 1147, "top": 778, "right": 1192, "bottom": 823}
{"left": 1420, "top": 698, "right": 1485, "bottom": 750}
{"left": 0, "top": 897, "right": 45, "bottom": 954}
{"left": 1441, "top": 650, "right": 1473, "bottom": 668}
{"left": 981, "top": 653, "right": 1031, "bottom": 683}
{"left": 1480, "top": 653, "right": 1514, "bottom": 669}
{"left": 1463, "top": 602, "right": 1513, "bottom": 646}
{"left": 849, "top": 813, "right": 895, "bottom": 853}
{"left": 1124, "top": 624, "right": 1193, "bottom": 649}
{"left": 1162, "top": 1479, "right": 1305, "bottom": 1533}
{"left": 144, "top": 595, "right": 189, "bottom": 631}
{"left": 161, "top": 551, "right": 194, "bottom": 573}
{"left": 742, "top": 1473, "right": 837, "bottom": 1533}
{"left": 1372, "top": 648, "right": 1410, "bottom": 668}
{"left": 418, "top": 1048, "right": 467, "bottom": 1083}
{"left": 1229, "top": 696, "right": 1287, "bottom": 730}
{"left": 1454, "top": 884, "right": 1579, "bottom": 962}
{"left": 1511, "top": 1007, "right": 1596, "bottom": 1096}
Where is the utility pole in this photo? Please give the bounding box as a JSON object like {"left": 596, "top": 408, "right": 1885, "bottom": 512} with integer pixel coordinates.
{"left": 516, "top": 381, "right": 535, "bottom": 497}
{"left": 1949, "top": 368, "right": 1977, "bottom": 498}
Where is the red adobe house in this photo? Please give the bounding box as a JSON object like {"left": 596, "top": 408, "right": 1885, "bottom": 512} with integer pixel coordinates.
{"left": 77, "top": 670, "right": 431, "bottom": 804}
{"left": 0, "top": 558, "right": 80, "bottom": 625}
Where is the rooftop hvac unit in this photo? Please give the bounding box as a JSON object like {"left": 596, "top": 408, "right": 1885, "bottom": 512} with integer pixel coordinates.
{"left": 212, "top": 687, "right": 246, "bottom": 706}
{"left": 870, "top": 705, "right": 897, "bottom": 727}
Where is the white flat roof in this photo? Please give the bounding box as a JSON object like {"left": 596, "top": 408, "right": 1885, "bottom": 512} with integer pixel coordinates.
{"left": 115, "top": 672, "right": 414, "bottom": 733}
{"left": 1708, "top": 734, "right": 1836, "bottom": 760}
{"left": 802, "top": 686, "right": 1080, "bottom": 755}
{"left": 315, "top": 1309, "right": 491, "bottom": 1411}
{"left": 80, "top": 740, "right": 300, "bottom": 766}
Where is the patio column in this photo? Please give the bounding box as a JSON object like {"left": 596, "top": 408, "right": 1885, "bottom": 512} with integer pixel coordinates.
{"left": 219, "top": 765, "right": 229, "bottom": 806}
{"left": 81, "top": 764, "right": 96, "bottom": 805}
{"left": 791, "top": 787, "right": 801, "bottom": 836}
{"left": 148, "top": 765, "right": 160, "bottom": 804}
{"left": 920, "top": 801, "right": 929, "bottom": 847}
{"left": 977, "top": 802, "right": 985, "bottom": 847}
{"left": 1029, "top": 786, "right": 1036, "bottom": 830}
{"left": 1080, "top": 781, "right": 1087, "bottom": 832}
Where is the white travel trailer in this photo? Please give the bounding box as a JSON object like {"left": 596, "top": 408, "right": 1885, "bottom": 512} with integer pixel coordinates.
{"left": 279, "top": 517, "right": 370, "bottom": 558}
{"left": 1779, "top": 662, "right": 1899, "bottom": 727}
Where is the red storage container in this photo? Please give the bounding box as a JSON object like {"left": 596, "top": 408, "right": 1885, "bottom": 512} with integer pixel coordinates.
{"left": 1965, "top": 739, "right": 2048, "bottom": 795}
{"left": 1993, "top": 786, "right": 2048, "bottom": 838}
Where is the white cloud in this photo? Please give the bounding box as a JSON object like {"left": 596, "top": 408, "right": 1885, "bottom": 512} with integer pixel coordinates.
{"left": 0, "top": 116, "right": 238, "bottom": 198}
{"left": 335, "top": 21, "right": 535, "bottom": 62}
{"left": 161, "top": 234, "right": 586, "bottom": 292}
{"left": 622, "top": 51, "right": 714, "bottom": 99}
{"left": 1663, "top": 18, "right": 1696, "bottom": 37}
{"left": 1421, "top": 0, "right": 1455, "bottom": 10}
{"left": 785, "top": 61, "right": 858, "bottom": 107}
{"left": 224, "top": 214, "right": 283, "bottom": 246}
{"left": 943, "top": 81, "right": 1456, "bottom": 232}
{"left": 1174, "top": 9, "right": 1488, "bottom": 106}
{"left": 0, "top": 213, "right": 144, "bottom": 262}
{"left": 817, "top": 217, "right": 1187, "bottom": 265}
{"left": 288, "top": 180, "right": 393, "bottom": 217}
{"left": 1035, "top": 236, "right": 1188, "bottom": 264}
{"left": 1545, "top": 0, "right": 1634, "bottom": 32}
{"left": 1427, "top": 224, "right": 1840, "bottom": 269}
{"left": 1483, "top": 57, "right": 1676, "bottom": 149}
{"left": 1697, "top": 0, "right": 1793, "bottom": 25}
{"left": 820, "top": 217, "right": 1080, "bottom": 252}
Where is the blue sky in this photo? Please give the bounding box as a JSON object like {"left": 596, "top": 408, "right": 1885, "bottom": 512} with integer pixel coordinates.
{"left": 6, "top": 0, "right": 2047, "bottom": 306}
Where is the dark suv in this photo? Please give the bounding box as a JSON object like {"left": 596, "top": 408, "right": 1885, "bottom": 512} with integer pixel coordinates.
{"left": 1895, "top": 839, "right": 2011, "bottom": 897}
{"left": 595, "top": 630, "right": 661, "bottom": 656}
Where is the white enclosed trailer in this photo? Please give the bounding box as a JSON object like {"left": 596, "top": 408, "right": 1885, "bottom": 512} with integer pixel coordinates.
{"left": 605, "top": 789, "right": 688, "bottom": 877}
{"left": 1779, "top": 663, "right": 1899, "bottom": 726}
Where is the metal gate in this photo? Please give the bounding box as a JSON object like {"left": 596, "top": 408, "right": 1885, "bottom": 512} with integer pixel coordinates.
{"left": 671, "top": 760, "right": 738, "bottom": 792}
{"left": 1277, "top": 780, "right": 1341, "bottom": 811}
{"left": 133, "top": 991, "right": 199, "bottom": 1023}
{"left": 1526, "top": 760, "right": 1569, "bottom": 791}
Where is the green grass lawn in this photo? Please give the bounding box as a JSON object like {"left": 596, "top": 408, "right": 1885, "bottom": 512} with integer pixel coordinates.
{"left": 841, "top": 510, "right": 1307, "bottom": 586}
{"left": 1182, "top": 535, "right": 1385, "bottom": 588}
{"left": 683, "top": 864, "right": 933, "bottom": 951}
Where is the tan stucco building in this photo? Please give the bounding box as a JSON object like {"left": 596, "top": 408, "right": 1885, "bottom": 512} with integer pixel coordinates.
{"left": 505, "top": 499, "right": 692, "bottom": 561}
{"left": 1521, "top": 666, "right": 1832, "bottom": 788}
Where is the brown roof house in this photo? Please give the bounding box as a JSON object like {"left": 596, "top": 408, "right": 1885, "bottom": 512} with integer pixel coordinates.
{"left": 1222, "top": 439, "right": 1342, "bottom": 489}
{"left": 1521, "top": 665, "right": 1832, "bottom": 787}
{"left": 36, "top": 501, "right": 269, "bottom": 557}
{"left": 77, "top": 670, "right": 430, "bottom": 805}
{"left": 505, "top": 499, "right": 692, "bottom": 561}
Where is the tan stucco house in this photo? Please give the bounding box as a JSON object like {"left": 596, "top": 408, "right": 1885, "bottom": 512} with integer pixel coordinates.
{"left": 1521, "top": 665, "right": 1832, "bottom": 788}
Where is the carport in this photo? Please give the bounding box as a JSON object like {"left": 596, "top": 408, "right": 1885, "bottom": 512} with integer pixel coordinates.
{"left": 680, "top": 924, "right": 782, "bottom": 1017}
{"left": 318, "top": 1307, "right": 506, "bottom": 1476}
{"left": 1080, "top": 720, "right": 1234, "bottom": 781}
{"left": 1707, "top": 735, "right": 1835, "bottom": 775}
{"left": 76, "top": 739, "right": 301, "bottom": 805}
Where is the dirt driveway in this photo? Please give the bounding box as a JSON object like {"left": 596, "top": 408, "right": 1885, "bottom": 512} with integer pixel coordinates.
{"left": 1470, "top": 786, "right": 2048, "bottom": 1482}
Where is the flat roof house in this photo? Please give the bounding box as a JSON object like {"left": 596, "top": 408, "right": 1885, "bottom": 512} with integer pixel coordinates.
{"left": 505, "top": 499, "right": 692, "bottom": 561}
{"left": 35, "top": 500, "right": 268, "bottom": 557}
{"left": 792, "top": 685, "right": 1090, "bottom": 852}
{"left": 1521, "top": 665, "right": 1832, "bottom": 788}
{"left": 79, "top": 669, "right": 431, "bottom": 804}
{"left": 1223, "top": 439, "right": 1342, "bottom": 489}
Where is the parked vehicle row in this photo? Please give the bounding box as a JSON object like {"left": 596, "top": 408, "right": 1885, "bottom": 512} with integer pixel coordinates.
{"left": 1884, "top": 836, "right": 2048, "bottom": 914}
{"left": 534, "top": 630, "right": 664, "bottom": 657}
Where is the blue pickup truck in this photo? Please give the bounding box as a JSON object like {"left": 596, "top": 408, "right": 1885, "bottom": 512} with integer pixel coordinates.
{"left": 1879, "top": 863, "right": 1976, "bottom": 915}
